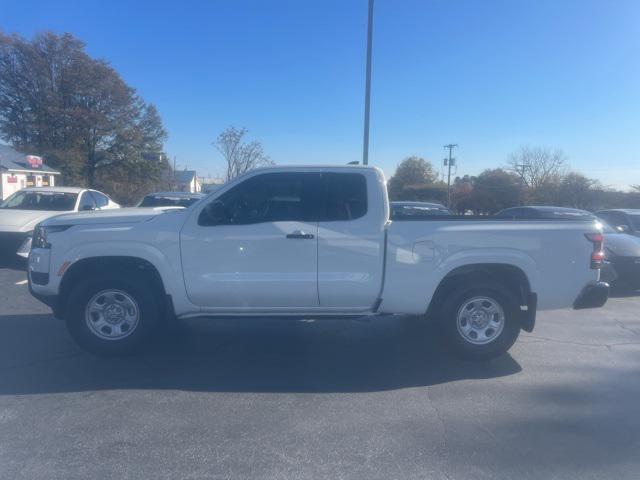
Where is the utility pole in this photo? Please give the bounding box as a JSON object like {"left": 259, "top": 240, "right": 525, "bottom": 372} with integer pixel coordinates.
{"left": 514, "top": 163, "right": 528, "bottom": 205}
{"left": 444, "top": 144, "right": 458, "bottom": 208}
{"left": 362, "top": 0, "right": 374, "bottom": 165}
{"left": 173, "top": 156, "right": 177, "bottom": 189}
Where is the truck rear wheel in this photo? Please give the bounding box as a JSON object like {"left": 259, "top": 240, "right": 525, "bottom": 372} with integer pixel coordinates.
{"left": 65, "top": 274, "right": 160, "bottom": 356}
{"left": 441, "top": 282, "right": 520, "bottom": 361}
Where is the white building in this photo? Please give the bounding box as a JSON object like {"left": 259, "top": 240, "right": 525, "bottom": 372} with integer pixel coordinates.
{"left": 0, "top": 144, "right": 61, "bottom": 200}
{"left": 174, "top": 170, "right": 202, "bottom": 193}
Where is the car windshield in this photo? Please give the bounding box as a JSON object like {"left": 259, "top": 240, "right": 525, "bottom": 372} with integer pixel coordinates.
{"left": 629, "top": 214, "right": 640, "bottom": 230}
{"left": 0, "top": 191, "right": 78, "bottom": 211}
{"left": 139, "top": 195, "right": 200, "bottom": 208}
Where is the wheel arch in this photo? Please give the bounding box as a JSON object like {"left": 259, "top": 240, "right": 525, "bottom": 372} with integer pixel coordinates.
{"left": 58, "top": 256, "right": 169, "bottom": 318}
{"left": 426, "top": 263, "right": 537, "bottom": 332}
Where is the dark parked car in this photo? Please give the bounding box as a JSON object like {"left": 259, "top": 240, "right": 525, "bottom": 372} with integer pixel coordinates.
{"left": 595, "top": 209, "right": 640, "bottom": 238}
{"left": 495, "top": 206, "right": 595, "bottom": 220}
{"left": 391, "top": 201, "right": 451, "bottom": 219}
{"left": 496, "top": 206, "right": 640, "bottom": 290}
{"left": 138, "top": 192, "right": 205, "bottom": 208}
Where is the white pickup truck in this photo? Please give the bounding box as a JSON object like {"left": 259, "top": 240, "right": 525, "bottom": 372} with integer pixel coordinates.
{"left": 28, "top": 166, "right": 609, "bottom": 359}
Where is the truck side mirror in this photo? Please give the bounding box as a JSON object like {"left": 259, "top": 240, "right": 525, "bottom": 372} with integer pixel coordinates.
{"left": 202, "top": 200, "right": 227, "bottom": 225}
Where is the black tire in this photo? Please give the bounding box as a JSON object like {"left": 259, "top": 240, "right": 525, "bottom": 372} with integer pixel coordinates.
{"left": 440, "top": 281, "right": 521, "bottom": 361}
{"left": 65, "top": 273, "right": 161, "bottom": 356}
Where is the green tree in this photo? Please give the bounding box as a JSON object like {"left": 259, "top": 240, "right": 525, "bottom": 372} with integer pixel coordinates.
{"left": 553, "top": 172, "right": 601, "bottom": 209}
{"left": 387, "top": 156, "right": 439, "bottom": 200}
{"left": 450, "top": 175, "right": 475, "bottom": 214}
{"left": 0, "top": 31, "right": 167, "bottom": 194}
{"left": 470, "top": 169, "right": 520, "bottom": 214}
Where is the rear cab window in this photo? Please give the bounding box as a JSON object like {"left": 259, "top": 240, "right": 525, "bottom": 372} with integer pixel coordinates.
{"left": 320, "top": 172, "right": 368, "bottom": 221}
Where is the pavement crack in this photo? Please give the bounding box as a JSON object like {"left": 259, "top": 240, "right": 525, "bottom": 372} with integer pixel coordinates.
{"left": 523, "top": 335, "right": 640, "bottom": 352}
{"left": 613, "top": 319, "right": 640, "bottom": 337}
{"left": 426, "top": 386, "right": 451, "bottom": 480}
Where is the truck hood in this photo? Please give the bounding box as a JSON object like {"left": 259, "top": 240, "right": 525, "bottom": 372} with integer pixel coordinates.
{"left": 604, "top": 233, "right": 640, "bottom": 257}
{"left": 0, "top": 209, "right": 66, "bottom": 233}
{"left": 41, "top": 207, "right": 183, "bottom": 227}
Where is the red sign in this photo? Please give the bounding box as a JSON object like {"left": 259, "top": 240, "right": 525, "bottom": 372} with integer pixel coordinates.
{"left": 7, "top": 175, "right": 18, "bottom": 184}
{"left": 26, "top": 155, "right": 43, "bottom": 168}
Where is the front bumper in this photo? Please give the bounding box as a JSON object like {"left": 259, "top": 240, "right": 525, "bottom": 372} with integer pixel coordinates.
{"left": 573, "top": 281, "right": 610, "bottom": 309}
{"left": 28, "top": 276, "right": 62, "bottom": 318}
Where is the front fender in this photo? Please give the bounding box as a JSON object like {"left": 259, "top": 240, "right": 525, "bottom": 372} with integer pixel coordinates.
{"left": 51, "top": 241, "right": 196, "bottom": 316}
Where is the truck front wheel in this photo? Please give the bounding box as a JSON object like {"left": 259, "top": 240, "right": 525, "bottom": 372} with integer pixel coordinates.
{"left": 441, "top": 282, "right": 520, "bottom": 361}
{"left": 65, "top": 274, "right": 160, "bottom": 356}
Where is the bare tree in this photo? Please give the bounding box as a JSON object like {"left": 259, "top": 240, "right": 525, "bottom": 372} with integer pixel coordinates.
{"left": 213, "top": 126, "right": 272, "bottom": 181}
{"left": 508, "top": 146, "right": 567, "bottom": 191}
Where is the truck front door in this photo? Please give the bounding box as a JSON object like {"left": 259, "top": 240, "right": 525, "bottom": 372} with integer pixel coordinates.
{"left": 180, "top": 171, "right": 320, "bottom": 310}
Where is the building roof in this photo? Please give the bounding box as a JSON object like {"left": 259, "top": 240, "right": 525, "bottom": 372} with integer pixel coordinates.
{"left": 174, "top": 170, "right": 197, "bottom": 183}
{"left": 0, "top": 144, "right": 60, "bottom": 174}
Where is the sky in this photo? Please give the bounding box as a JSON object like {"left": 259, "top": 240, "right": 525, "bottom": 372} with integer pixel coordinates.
{"left": 2, "top": 0, "right": 639, "bottom": 188}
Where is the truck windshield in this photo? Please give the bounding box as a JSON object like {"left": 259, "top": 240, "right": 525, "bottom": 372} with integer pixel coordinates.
{"left": 0, "top": 191, "right": 78, "bottom": 211}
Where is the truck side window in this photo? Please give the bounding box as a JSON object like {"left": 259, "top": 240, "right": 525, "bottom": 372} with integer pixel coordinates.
{"left": 322, "top": 173, "right": 368, "bottom": 221}
{"left": 200, "top": 172, "right": 320, "bottom": 225}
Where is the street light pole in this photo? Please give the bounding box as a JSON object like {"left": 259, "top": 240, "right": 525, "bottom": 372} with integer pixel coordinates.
{"left": 362, "top": 0, "right": 374, "bottom": 165}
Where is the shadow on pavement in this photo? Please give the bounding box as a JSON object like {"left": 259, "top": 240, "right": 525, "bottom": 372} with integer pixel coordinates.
{"left": 609, "top": 287, "right": 640, "bottom": 298}
{"left": 0, "top": 256, "right": 27, "bottom": 272}
{"left": 0, "top": 313, "right": 521, "bottom": 395}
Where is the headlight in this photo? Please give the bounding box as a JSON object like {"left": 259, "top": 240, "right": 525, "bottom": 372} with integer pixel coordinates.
{"left": 32, "top": 225, "right": 72, "bottom": 250}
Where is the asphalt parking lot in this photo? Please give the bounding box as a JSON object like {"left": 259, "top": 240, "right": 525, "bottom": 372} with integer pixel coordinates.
{"left": 0, "top": 264, "right": 639, "bottom": 480}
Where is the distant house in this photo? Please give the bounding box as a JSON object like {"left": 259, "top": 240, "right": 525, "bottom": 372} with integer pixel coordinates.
{"left": 200, "top": 177, "right": 225, "bottom": 194}
{"left": 173, "top": 170, "right": 201, "bottom": 193}
{"left": 0, "top": 144, "right": 61, "bottom": 200}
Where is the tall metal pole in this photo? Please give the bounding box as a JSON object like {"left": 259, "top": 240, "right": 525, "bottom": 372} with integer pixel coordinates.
{"left": 444, "top": 144, "right": 458, "bottom": 208}
{"left": 362, "top": 0, "right": 374, "bottom": 165}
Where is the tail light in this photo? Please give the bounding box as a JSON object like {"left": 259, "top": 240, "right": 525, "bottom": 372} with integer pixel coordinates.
{"left": 585, "top": 233, "right": 604, "bottom": 269}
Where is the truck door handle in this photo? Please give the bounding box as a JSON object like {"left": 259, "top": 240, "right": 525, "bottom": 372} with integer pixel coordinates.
{"left": 286, "top": 232, "right": 314, "bottom": 239}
